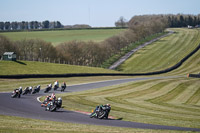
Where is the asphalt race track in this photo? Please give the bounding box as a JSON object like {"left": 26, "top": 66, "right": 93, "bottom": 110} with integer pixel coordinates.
{"left": 0, "top": 76, "right": 200, "bottom": 132}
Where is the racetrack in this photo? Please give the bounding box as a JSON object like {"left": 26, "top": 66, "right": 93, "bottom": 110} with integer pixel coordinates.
{"left": 0, "top": 76, "right": 199, "bottom": 132}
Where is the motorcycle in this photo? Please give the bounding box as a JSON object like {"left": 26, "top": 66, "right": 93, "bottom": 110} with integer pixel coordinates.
{"left": 53, "top": 85, "right": 59, "bottom": 91}
{"left": 22, "top": 87, "right": 30, "bottom": 95}
{"left": 19, "top": 88, "right": 22, "bottom": 94}
{"left": 45, "top": 97, "right": 62, "bottom": 112}
{"left": 90, "top": 105, "right": 111, "bottom": 119}
{"left": 61, "top": 84, "right": 66, "bottom": 92}
{"left": 41, "top": 96, "right": 51, "bottom": 107}
{"left": 32, "top": 85, "right": 40, "bottom": 94}
{"left": 11, "top": 89, "right": 20, "bottom": 98}
{"left": 44, "top": 85, "right": 52, "bottom": 93}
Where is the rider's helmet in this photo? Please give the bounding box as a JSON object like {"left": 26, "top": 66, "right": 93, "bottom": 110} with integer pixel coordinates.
{"left": 19, "top": 86, "right": 22, "bottom": 90}
{"left": 106, "top": 103, "right": 111, "bottom": 107}
{"left": 58, "top": 97, "right": 62, "bottom": 101}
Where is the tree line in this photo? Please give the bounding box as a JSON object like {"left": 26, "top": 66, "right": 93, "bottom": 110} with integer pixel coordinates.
{"left": 0, "top": 20, "right": 63, "bottom": 31}
{"left": 1, "top": 14, "right": 200, "bottom": 67}
{"left": 167, "top": 14, "right": 200, "bottom": 27}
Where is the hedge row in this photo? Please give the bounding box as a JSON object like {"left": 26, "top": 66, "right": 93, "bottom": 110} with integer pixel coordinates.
{"left": 0, "top": 27, "right": 127, "bottom": 33}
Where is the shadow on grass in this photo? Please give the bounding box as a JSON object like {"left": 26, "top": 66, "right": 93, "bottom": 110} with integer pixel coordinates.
{"left": 104, "top": 117, "right": 123, "bottom": 121}
{"left": 116, "top": 118, "right": 123, "bottom": 120}
{"left": 14, "top": 60, "right": 27, "bottom": 65}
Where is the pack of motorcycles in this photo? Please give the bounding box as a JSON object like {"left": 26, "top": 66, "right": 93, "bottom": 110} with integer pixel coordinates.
{"left": 11, "top": 84, "right": 111, "bottom": 119}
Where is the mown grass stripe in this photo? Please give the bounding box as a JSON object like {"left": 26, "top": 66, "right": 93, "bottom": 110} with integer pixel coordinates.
{"left": 118, "top": 28, "right": 200, "bottom": 73}
{"left": 186, "top": 86, "right": 200, "bottom": 105}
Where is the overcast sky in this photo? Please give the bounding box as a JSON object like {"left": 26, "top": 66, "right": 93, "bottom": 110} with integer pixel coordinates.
{"left": 0, "top": 0, "right": 200, "bottom": 27}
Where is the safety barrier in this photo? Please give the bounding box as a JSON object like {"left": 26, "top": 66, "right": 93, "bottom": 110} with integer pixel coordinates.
{"left": 188, "top": 74, "right": 200, "bottom": 78}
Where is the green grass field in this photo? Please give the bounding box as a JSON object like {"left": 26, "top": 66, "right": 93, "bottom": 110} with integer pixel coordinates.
{"left": 0, "top": 60, "right": 117, "bottom": 75}
{"left": 0, "top": 29, "right": 125, "bottom": 46}
{"left": 56, "top": 76, "right": 200, "bottom": 129}
{"left": 0, "top": 115, "right": 185, "bottom": 133}
{"left": 117, "top": 28, "right": 200, "bottom": 74}
{"left": 52, "top": 28, "right": 200, "bottom": 130}
{"left": 0, "top": 28, "right": 200, "bottom": 132}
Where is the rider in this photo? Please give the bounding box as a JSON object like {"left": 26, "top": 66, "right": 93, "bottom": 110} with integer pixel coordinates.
{"left": 61, "top": 82, "right": 66, "bottom": 92}
{"left": 93, "top": 104, "right": 111, "bottom": 119}
{"left": 51, "top": 93, "right": 56, "bottom": 100}
{"left": 37, "top": 85, "right": 40, "bottom": 90}
{"left": 18, "top": 86, "right": 22, "bottom": 94}
{"left": 104, "top": 104, "right": 111, "bottom": 119}
{"left": 48, "top": 83, "right": 52, "bottom": 88}
{"left": 29, "top": 86, "right": 32, "bottom": 94}
{"left": 13, "top": 88, "right": 20, "bottom": 98}
{"left": 44, "top": 95, "right": 51, "bottom": 102}
{"left": 57, "top": 97, "right": 62, "bottom": 108}
{"left": 54, "top": 80, "right": 59, "bottom": 87}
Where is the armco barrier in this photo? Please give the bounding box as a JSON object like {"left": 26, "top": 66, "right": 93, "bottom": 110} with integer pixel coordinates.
{"left": 0, "top": 43, "right": 200, "bottom": 79}
{"left": 188, "top": 74, "right": 200, "bottom": 78}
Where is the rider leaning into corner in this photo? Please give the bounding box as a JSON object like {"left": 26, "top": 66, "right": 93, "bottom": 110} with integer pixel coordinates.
{"left": 45, "top": 93, "right": 62, "bottom": 111}
{"left": 54, "top": 80, "right": 59, "bottom": 87}
{"left": 92, "top": 104, "right": 111, "bottom": 119}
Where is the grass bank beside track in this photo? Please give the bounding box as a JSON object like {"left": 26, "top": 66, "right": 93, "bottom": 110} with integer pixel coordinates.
{"left": 102, "top": 32, "right": 167, "bottom": 68}
{"left": 0, "top": 60, "right": 117, "bottom": 75}
{"left": 56, "top": 76, "right": 200, "bottom": 129}
{"left": 117, "top": 28, "right": 200, "bottom": 73}
{"left": 0, "top": 115, "right": 187, "bottom": 133}
{"left": 52, "top": 28, "right": 200, "bottom": 129}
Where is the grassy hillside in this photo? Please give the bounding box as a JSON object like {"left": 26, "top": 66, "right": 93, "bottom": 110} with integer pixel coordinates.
{"left": 0, "top": 29, "right": 125, "bottom": 46}
{"left": 117, "top": 28, "right": 200, "bottom": 74}
{"left": 0, "top": 60, "right": 117, "bottom": 75}
{"left": 52, "top": 28, "right": 200, "bottom": 129}
{"left": 57, "top": 76, "right": 200, "bottom": 129}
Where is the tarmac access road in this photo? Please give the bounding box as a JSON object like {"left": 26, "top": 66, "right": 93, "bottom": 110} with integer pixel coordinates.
{"left": 0, "top": 76, "right": 199, "bottom": 132}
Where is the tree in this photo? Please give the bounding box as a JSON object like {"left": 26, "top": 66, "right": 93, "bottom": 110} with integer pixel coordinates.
{"left": 21, "top": 21, "right": 26, "bottom": 29}
{"left": 34, "top": 21, "right": 39, "bottom": 29}
{"left": 30, "top": 21, "right": 34, "bottom": 29}
{"left": 56, "top": 21, "right": 62, "bottom": 28}
{"left": 42, "top": 20, "right": 50, "bottom": 29}
{"left": 0, "top": 35, "right": 16, "bottom": 59}
{"left": 11, "top": 22, "right": 18, "bottom": 30}
{"left": 4, "top": 22, "right": 10, "bottom": 30}
{"left": 0, "top": 22, "right": 4, "bottom": 30}
{"left": 115, "top": 16, "right": 128, "bottom": 27}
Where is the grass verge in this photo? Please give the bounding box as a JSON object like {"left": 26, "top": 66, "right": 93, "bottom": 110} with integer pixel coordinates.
{"left": 55, "top": 77, "right": 200, "bottom": 129}
{"left": 0, "top": 60, "right": 117, "bottom": 75}
{"left": 0, "top": 115, "right": 191, "bottom": 133}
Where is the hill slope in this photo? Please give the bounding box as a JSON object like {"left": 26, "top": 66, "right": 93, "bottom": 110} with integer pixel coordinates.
{"left": 117, "top": 28, "right": 200, "bottom": 74}
{"left": 0, "top": 61, "right": 117, "bottom": 75}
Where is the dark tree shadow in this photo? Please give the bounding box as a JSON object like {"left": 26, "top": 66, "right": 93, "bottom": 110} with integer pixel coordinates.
{"left": 14, "top": 60, "right": 27, "bottom": 65}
